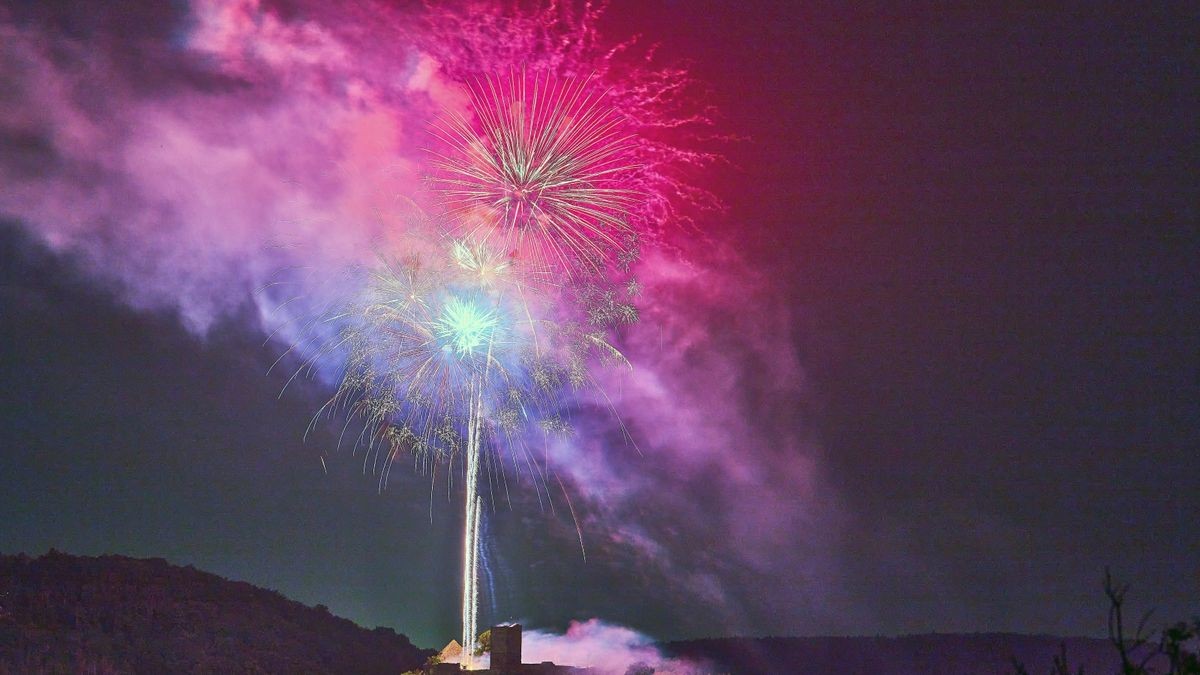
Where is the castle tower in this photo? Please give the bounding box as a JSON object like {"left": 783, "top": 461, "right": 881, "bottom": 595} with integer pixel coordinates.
{"left": 490, "top": 623, "right": 522, "bottom": 673}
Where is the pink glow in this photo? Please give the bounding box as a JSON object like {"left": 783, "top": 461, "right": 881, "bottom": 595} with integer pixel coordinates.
{"left": 522, "top": 619, "right": 705, "bottom": 674}
{"left": 0, "top": 0, "right": 839, "bottom": 634}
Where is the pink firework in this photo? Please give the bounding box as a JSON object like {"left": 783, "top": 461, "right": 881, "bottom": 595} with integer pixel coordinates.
{"left": 429, "top": 71, "right": 640, "bottom": 279}
{"left": 416, "top": 1, "right": 722, "bottom": 249}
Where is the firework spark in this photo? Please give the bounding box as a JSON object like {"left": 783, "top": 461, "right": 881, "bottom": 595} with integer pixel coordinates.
{"left": 416, "top": 1, "right": 724, "bottom": 247}
{"left": 300, "top": 249, "right": 632, "bottom": 667}
{"left": 279, "top": 3, "right": 718, "bottom": 664}
{"left": 436, "top": 296, "right": 501, "bottom": 356}
{"left": 425, "top": 66, "right": 652, "bottom": 664}
{"left": 430, "top": 71, "right": 640, "bottom": 282}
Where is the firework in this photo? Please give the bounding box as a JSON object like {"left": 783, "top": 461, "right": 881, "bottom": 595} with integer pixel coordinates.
{"left": 300, "top": 247, "right": 632, "bottom": 666}
{"left": 425, "top": 67, "right": 651, "bottom": 668}
{"left": 273, "top": 4, "right": 720, "bottom": 665}
{"left": 429, "top": 71, "right": 640, "bottom": 281}
{"left": 305, "top": 250, "right": 631, "bottom": 468}
{"left": 308, "top": 255, "right": 511, "bottom": 668}
{"left": 416, "top": 1, "right": 723, "bottom": 247}
{"left": 310, "top": 259, "right": 500, "bottom": 469}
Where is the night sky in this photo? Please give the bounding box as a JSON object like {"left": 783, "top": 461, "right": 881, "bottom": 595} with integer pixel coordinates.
{"left": 1, "top": 0, "right": 1196, "bottom": 650}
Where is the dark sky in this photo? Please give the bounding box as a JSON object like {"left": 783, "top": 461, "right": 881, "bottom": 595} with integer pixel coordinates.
{"left": 1, "top": 0, "right": 1197, "bottom": 648}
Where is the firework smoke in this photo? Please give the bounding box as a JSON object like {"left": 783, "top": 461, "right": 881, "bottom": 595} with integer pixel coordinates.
{"left": 311, "top": 241, "right": 635, "bottom": 665}
{"left": 0, "top": 0, "right": 739, "bottom": 659}
{"left": 334, "top": 4, "right": 719, "bottom": 647}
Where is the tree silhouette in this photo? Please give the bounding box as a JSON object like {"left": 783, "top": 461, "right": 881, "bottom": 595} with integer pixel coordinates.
{"left": 1013, "top": 568, "right": 1199, "bottom": 675}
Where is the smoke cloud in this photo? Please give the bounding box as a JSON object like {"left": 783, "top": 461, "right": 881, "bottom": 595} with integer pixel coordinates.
{"left": 521, "top": 620, "right": 705, "bottom": 674}
{"left": 0, "top": 0, "right": 454, "bottom": 332}
{"left": 0, "top": 0, "right": 839, "bottom": 638}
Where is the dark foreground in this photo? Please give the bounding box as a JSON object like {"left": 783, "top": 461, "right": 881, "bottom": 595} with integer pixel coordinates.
{"left": 0, "top": 551, "right": 432, "bottom": 673}
{"left": 664, "top": 634, "right": 1120, "bottom": 674}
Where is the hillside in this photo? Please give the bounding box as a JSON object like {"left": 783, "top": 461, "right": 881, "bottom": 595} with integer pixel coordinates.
{"left": 0, "top": 550, "right": 432, "bottom": 674}
{"left": 664, "top": 634, "right": 1122, "bottom": 674}
{"left": 0, "top": 550, "right": 1144, "bottom": 674}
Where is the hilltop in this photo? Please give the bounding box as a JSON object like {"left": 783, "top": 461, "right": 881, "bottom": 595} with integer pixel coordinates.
{"left": 0, "top": 550, "right": 432, "bottom": 674}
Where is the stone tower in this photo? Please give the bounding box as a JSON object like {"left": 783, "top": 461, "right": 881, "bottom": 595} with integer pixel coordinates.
{"left": 490, "top": 623, "right": 522, "bottom": 673}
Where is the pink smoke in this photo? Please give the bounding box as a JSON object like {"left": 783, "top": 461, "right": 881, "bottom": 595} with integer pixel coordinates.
{"left": 522, "top": 619, "right": 705, "bottom": 674}
{"left": 540, "top": 248, "right": 848, "bottom": 631}
{"left": 0, "top": 0, "right": 842, "bottom": 636}
{"left": 0, "top": 0, "right": 461, "bottom": 332}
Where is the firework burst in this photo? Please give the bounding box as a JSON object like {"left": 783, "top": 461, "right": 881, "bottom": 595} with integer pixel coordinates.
{"left": 266, "top": 3, "right": 719, "bottom": 665}
{"left": 417, "top": 0, "right": 724, "bottom": 246}
{"left": 311, "top": 259, "right": 499, "bottom": 472}
{"left": 430, "top": 71, "right": 640, "bottom": 281}
{"left": 299, "top": 248, "right": 631, "bottom": 667}
{"left": 310, "top": 252, "right": 631, "bottom": 484}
